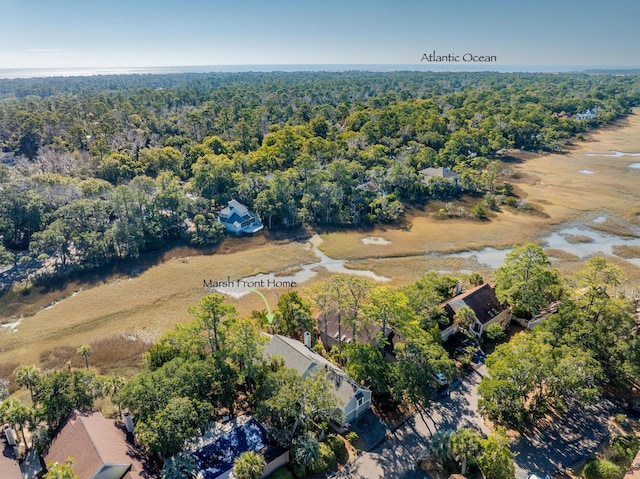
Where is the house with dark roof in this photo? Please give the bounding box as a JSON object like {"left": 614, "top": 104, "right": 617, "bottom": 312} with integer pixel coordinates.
{"left": 317, "top": 312, "right": 404, "bottom": 361}
{"left": 418, "top": 167, "right": 459, "bottom": 185}
{"left": 186, "top": 415, "right": 288, "bottom": 479}
{"left": 1, "top": 427, "right": 22, "bottom": 479}
{"left": 43, "top": 410, "right": 153, "bottom": 479}
{"left": 263, "top": 334, "right": 371, "bottom": 424}
{"left": 439, "top": 284, "right": 511, "bottom": 339}
{"left": 217, "top": 200, "right": 263, "bottom": 234}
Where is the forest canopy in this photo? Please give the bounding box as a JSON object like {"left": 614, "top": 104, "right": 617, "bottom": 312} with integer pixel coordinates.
{"left": 1, "top": 70, "right": 639, "bottom": 278}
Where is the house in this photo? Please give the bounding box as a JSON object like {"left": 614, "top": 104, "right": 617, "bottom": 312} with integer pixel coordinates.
{"left": 439, "top": 284, "right": 511, "bottom": 339}
{"left": 217, "top": 200, "right": 264, "bottom": 235}
{"left": 418, "top": 167, "right": 459, "bottom": 185}
{"left": 1, "top": 427, "right": 22, "bottom": 479}
{"left": 317, "top": 312, "right": 404, "bottom": 361}
{"left": 262, "top": 334, "right": 371, "bottom": 424}
{"left": 43, "top": 410, "right": 152, "bottom": 479}
{"left": 186, "top": 415, "right": 289, "bottom": 479}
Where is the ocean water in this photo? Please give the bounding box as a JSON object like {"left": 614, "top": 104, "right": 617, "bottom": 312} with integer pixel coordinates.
{"left": 0, "top": 64, "right": 627, "bottom": 80}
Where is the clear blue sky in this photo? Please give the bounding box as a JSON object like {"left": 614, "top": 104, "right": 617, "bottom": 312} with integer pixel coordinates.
{"left": 1, "top": 0, "right": 638, "bottom": 69}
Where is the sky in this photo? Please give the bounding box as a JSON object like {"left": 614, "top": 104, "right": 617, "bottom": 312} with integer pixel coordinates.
{"left": 1, "top": 0, "right": 639, "bottom": 70}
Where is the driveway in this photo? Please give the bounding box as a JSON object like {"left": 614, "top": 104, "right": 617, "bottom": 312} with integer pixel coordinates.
{"left": 333, "top": 363, "right": 615, "bottom": 479}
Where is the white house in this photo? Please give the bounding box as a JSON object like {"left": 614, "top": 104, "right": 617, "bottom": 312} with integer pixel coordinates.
{"left": 217, "top": 200, "right": 264, "bottom": 234}
{"left": 262, "top": 334, "right": 371, "bottom": 425}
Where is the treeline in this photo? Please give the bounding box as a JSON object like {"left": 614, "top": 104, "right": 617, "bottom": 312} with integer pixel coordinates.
{"left": 1, "top": 71, "right": 639, "bottom": 277}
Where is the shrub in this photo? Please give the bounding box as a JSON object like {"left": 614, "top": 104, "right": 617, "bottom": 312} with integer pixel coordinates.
{"left": 267, "top": 467, "right": 294, "bottom": 479}
{"left": 582, "top": 459, "right": 623, "bottom": 479}
{"left": 309, "top": 442, "right": 336, "bottom": 474}
{"left": 326, "top": 434, "right": 347, "bottom": 459}
{"left": 484, "top": 323, "right": 507, "bottom": 342}
{"left": 345, "top": 431, "right": 359, "bottom": 445}
{"left": 471, "top": 203, "right": 487, "bottom": 219}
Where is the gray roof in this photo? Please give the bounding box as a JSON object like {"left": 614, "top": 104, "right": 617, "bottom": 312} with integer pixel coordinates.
{"left": 418, "top": 167, "right": 459, "bottom": 180}
{"left": 263, "top": 334, "right": 364, "bottom": 407}
{"left": 219, "top": 200, "right": 252, "bottom": 222}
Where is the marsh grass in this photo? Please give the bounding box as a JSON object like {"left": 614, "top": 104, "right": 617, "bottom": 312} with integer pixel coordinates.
{"left": 545, "top": 249, "right": 580, "bottom": 261}
{"left": 612, "top": 245, "right": 640, "bottom": 259}
{"left": 564, "top": 235, "right": 595, "bottom": 244}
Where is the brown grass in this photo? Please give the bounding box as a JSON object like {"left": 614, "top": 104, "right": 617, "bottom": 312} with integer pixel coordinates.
{"left": 589, "top": 221, "right": 640, "bottom": 238}
{"left": 0, "top": 241, "right": 316, "bottom": 367}
{"left": 545, "top": 249, "right": 580, "bottom": 262}
{"left": 612, "top": 245, "right": 640, "bottom": 259}
{"left": 3, "top": 110, "right": 640, "bottom": 371}
{"left": 564, "top": 235, "right": 594, "bottom": 244}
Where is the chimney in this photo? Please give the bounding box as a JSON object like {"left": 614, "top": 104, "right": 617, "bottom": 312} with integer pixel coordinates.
{"left": 4, "top": 425, "right": 17, "bottom": 446}
{"left": 123, "top": 412, "right": 134, "bottom": 433}
{"left": 455, "top": 281, "right": 463, "bottom": 296}
{"left": 303, "top": 331, "right": 311, "bottom": 349}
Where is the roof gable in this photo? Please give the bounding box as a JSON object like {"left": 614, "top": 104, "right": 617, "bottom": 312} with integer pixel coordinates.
{"left": 440, "top": 284, "right": 506, "bottom": 325}
{"left": 44, "top": 410, "right": 150, "bottom": 479}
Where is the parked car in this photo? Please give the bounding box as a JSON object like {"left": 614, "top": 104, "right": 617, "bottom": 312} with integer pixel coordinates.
{"left": 431, "top": 372, "right": 448, "bottom": 386}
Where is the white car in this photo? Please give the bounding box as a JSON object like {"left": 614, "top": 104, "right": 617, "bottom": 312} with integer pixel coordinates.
{"left": 431, "top": 372, "right": 448, "bottom": 386}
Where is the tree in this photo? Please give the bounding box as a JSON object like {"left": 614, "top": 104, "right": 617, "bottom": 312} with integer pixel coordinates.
{"left": 77, "top": 345, "right": 92, "bottom": 369}
{"left": 189, "top": 294, "right": 237, "bottom": 353}
{"left": 255, "top": 367, "right": 341, "bottom": 447}
{"left": 233, "top": 451, "right": 266, "bottom": 479}
{"left": 44, "top": 460, "right": 79, "bottom": 479}
{"left": 161, "top": 452, "right": 199, "bottom": 479}
{"left": 15, "top": 365, "right": 42, "bottom": 402}
{"left": 274, "top": 292, "right": 314, "bottom": 339}
{"left": 477, "top": 429, "right": 516, "bottom": 479}
{"left": 495, "top": 243, "right": 561, "bottom": 319}
{"left": 453, "top": 306, "right": 476, "bottom": 337}
{"left": 1, "top": 398, "right": 34, "bottom": 451}
{"left": 292, "top": 435, "right": 320, "bottom": 471}
{"left": 450, "top": 428, "right": 482, "bottom": 475}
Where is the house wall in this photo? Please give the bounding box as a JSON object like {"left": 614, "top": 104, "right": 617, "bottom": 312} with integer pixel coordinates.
{"left": 474, "top": 309, "right": 511, "bottom": 336}
{"left": 344, "top": 388, "right": 372, "bottom": 423}
{"left": 441, "top": 324, "right": 458, "bottom": 342}
{"left": 262, "top": 451, "right": 290, "bottom": 478}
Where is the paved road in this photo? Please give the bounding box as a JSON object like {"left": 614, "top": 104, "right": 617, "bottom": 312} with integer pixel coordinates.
{"left": 334, "top": 364, "right": 615, "bottom": 479}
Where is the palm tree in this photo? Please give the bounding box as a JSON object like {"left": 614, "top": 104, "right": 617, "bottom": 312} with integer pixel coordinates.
{"left": 454, "top": 306, "right": 476, "bottom": 337}
{"left": 161, "top": 452, "right": 199, "bottom": 479}
{"left": 292, "top": 435, "right": 320, "bottom": 472}
{"left": 450, "top": 428, "right": 482, "bottom": 475}
{"left": 429, "top": 429, "right": 454, "bottom": 467}
{"left": 77, "top": 345, "right": 92, "bottom": 369}
{"left": 15, "top": 364, "right": 42, "bottom": 403}
{"left": 233, "top": 451, "right": 266, "bottom": 479}
{"left": 1, "top": 398, "right": 34, "bottom": 451}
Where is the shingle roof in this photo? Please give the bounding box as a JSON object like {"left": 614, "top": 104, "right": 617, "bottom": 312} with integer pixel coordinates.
{"left": 418, "top": 167, "right": 459, "bottom": 180}
{"left": 219, "top": 200, "right": 252, "bottom": 222}
{"left": 440, "top": 284, "right": 506, "bottom": 325}
{"left": 0, "top": 435, "right": 22, "bottom": 479}
{"left": 44, "top": 410, "right": 152, "bottom": 479}
{"left": 262, "top": 334, "right": 364, "bottom": 407}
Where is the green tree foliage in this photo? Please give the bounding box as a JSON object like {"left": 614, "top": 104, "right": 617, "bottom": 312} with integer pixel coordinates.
{"left": 478, "top": 330, "right": 601, "bottom": 429}
{"left": 273, "top": 292, "right": 314, "bottom": 339}
{"left": 44, "top": 460, "right": 79, "bottom": 479}
{"left": 254, "top": 366, "right": 341, "bottom": 447}
{"left": 477, "top": 429, "right": 516, "bottom": 479}
{"left": 76, "top": 345, "right": 92, "bottom": 369}
{"left": 450, "top": 428, "right": 482, "bottom": 475}
{"left": 188, "top": 293, "right": 238, "bottom": 353}
{"left": 161, "top": 452, "right": 199, "bottom": 479}
{"left": 495, "top": 243, "right": 561, "bottom": 319}
{"left": 233, "top": 451, "right": 266, "bottom": 479}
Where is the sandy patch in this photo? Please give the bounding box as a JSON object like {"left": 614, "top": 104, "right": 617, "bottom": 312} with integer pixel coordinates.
{"left": 361, "top": 237, "right": 392, "bottom": 245}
